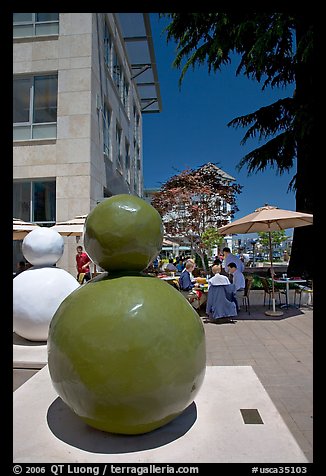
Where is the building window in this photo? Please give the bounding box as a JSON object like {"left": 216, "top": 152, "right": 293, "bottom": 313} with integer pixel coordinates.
{"left": 13, "top": 13, "right": 59, "bottom": 38}
{"left": 13, "top": 74, "right": 58, "bottom": 141}
{"left": 134, "top": 105, "right": 140, "bottom": 144}
{"left": 13, "top": 179, "right": 56, "bottom": 225}
{"left": 121, "top": 72, "right": 130, "bottom": 114}
{"left": 124, "top": 79, "right": 130, "bottom": 117}
{"left": 103, "top": 22, "right": 112, "bottom": 73}
{"left": 116, "top": 123, "right": 123, "bottom": 172}
{"left": 113, "top": 51, "right": 121, "bottom": 91}
{"left": 134, "top": 142, "right": 140, "bottom": 194}
{"left": 103, "top": 102, "right": 111, "bottom": 159}
{"left": 125, "top": 140, "right": 130, "bottom": 184}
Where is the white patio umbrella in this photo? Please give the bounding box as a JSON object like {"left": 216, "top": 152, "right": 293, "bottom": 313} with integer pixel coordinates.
{"left": 50, "top": 215, "right": 87, "bottom": 237}
{"left": 218, "top": 205, "right": 313, "bottom": 316}
{"left": 13, "top": 218, "right": 40, "bottom": 240}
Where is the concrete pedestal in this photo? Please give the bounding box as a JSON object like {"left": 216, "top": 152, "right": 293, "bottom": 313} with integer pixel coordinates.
{"left": 13, "top": 332, "right": 47, "bottom": 391}
{"left": 13, "top": 365, "right": 307, "bottom": 463}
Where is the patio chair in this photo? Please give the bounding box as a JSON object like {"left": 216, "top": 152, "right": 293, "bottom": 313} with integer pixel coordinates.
{"left": 242, "top": 276, "right": 253, "bottom": 315}
{"left": 294, "top": 280, "right": 313, "bottom": 307}
{"left": 260, "top": 277, "right": 285, "bottom": 308}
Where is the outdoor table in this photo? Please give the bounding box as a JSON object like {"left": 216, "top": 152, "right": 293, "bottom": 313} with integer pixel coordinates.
{"left": 198, "top": 284, "right": 209, "bottom": 293}
{"left": 273, "top": 278, "right": 306, "bottom": 308}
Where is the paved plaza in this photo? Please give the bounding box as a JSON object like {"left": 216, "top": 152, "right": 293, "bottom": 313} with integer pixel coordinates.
{"left": 13, "top": 289, "right": 313, "bottom": 463}
{"left": 199, "top": 290, "right": 313, "bottom": 462}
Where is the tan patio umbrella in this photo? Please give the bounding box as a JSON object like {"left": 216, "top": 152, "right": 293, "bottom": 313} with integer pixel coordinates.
{"left": 218, "top": 205, "right": 313, "bottom": 316}
{"left": 13, "top": 218, "right": 40, "bottom": 240}
{"left": 50, "top": 215, "right": 87, "bottom": 237}
{"left": 50, "top": 214, "right": 98, "bottom": 275}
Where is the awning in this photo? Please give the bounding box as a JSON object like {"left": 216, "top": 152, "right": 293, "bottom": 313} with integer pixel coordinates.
{"left": 116, "top": 13, "right": 162, "bottom": 114}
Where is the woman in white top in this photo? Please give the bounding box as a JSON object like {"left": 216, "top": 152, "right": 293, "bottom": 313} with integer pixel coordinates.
{"left": 208, "top": 264, "right": 231, "bottom": 288}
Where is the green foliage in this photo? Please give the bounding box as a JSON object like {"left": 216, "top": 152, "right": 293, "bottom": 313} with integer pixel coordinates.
{"left": 248, "top": 274, "right": 263, "bottom": 290}
{"left": 257, "top": 230, "right": 287, "bottom": 254}
{"left": 201, "top": 227, "right": 224, "bottom": 257}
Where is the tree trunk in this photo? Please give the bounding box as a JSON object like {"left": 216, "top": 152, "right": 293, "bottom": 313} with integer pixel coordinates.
{"left": 287, "top": 16, "right": 313, "bottom": 279}
{"left": 200, "top": 253, "right": 207, "bottom": 272}
{"left": 196, "top": 249, "right": 207, "bottom": 272}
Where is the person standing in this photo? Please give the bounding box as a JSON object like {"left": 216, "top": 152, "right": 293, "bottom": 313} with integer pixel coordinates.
{"left": 222, "top": 247, "right": 245, "bottom": 274}
{"left": 76, "top": 245, "right": 92, "bottom": 283}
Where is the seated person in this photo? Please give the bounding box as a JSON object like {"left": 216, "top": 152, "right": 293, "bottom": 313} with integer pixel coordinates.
{"left": 179, "top": 261, "right": 196, "bottom": 291}
{"left": 228, "top": 262, "right": 245, "bottom": 311}
{"left": 206, "top": 283, "right": 237, "bottom": 321}
{"left": 179, "top": 261, "right": 206, "bottom": 310}
{"left": 176, "top": 259, "right": 184, "bottom": 272}
{"left": 165, "top": 258, "right": 177, "bottom": 272}
{"left": 208, "top": 264, "right": 231, "bottom": 288}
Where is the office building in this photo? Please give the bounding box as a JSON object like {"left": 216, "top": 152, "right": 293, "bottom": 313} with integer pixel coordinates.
{"left": 13, "top": 13, "right": 161, "bottom": 275}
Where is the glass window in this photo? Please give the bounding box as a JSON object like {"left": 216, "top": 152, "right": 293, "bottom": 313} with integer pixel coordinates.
{"left": 13, "top": 74, "right": 58, "bottom": 140}
{"left": 13, "top": 13, "right": 33, "bottom": 22}
{"left": 33, "top": 181, "right": 56, "bottom": 222}
{"left": 122, "top": 76, "right": 129, "bottom": 113}
{"left": 103, "top": 103, "right": 111, "bottom": 158}
{"left": 125, "top": 141, "right": 130, "bottom": 183}
{"left": 36, "top": 13, "right": 59, "bottom": 22}
{"left": 13, "top": 180, "right": 56, "bottom": 224}
{"left": 113, "top": 51, "right": 121, "bottom": 90}
{"left": 13, "top": 182, "right": 31, "bottom": 222}
{"left": 116, "top": 123, "right": 122, "bottom": 171}
{"left": 104, "top": 23, "right": 112, "bottom": 72}
{"left": 13, "top": 78, "right": 31, "bottom": 123}
{"left": 13, "top": 13, "right": 59, "bottom": 38}
{"left": 134, "top": 106, "right": 140, "bottom": 143}
{"left": 33, "top": 75, "right": 57, "bottom": 123}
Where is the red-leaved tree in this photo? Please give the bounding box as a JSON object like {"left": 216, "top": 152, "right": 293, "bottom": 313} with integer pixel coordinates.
{"left": 151, "top": 163, "right": 242, "bottom": 271}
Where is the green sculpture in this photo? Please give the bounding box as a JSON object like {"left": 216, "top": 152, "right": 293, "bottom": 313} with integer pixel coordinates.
{"left": 48, "top": 194, "right": 206, "bottom": 434}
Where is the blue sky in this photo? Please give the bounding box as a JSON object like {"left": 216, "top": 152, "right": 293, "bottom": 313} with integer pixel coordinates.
{"left": 143, "top": 14, "right": 296, "bottom": 238}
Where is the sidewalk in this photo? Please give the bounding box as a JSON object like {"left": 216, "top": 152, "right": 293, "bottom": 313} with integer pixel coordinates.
{"left": 200, "top": 292, "right": 313, "bottom": 462}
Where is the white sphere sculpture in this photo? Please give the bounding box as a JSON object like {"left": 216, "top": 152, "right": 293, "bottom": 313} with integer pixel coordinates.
{"left": 22, "top": 227, "right": 64, "bottom": 266}
{"left": 13, "top": 227, "right": 79, "bottom": 341}
{"left": 13, "top": 268, "right": 79, "bottom": 341}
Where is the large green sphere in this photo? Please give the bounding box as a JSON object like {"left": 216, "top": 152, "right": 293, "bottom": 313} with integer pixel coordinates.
{"left": 48, "top": 275, "right": 206, "bottom": 434}
{"left": 84, "top": 194, "right": 164, "bottom": 272}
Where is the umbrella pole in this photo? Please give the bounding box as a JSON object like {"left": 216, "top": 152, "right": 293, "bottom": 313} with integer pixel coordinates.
{"left": 265, "top": 229, "right": 283, "bottom": 317}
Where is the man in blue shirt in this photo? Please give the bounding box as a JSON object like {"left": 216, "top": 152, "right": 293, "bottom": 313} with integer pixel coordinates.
{"left": 223, "top": 247, "right": 245, "bottom": 274}
{"left": 179, "top": 261, "right": 207, "bottom": 311}
{"left": 179, "top": 261, "right": 196, "bottom": 291}
{"left": 228, "top": 262, "right": 245, "bottom": 310}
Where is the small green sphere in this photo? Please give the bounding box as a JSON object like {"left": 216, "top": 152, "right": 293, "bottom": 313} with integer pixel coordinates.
{"left": 84, "top": 194, "right": 163, "bottom": 272}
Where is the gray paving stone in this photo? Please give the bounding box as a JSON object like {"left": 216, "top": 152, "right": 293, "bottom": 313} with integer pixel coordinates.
{"left": 202, "top": 304, "right": 313, "bottom": 462}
